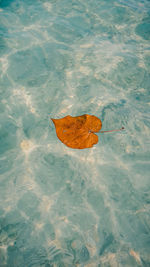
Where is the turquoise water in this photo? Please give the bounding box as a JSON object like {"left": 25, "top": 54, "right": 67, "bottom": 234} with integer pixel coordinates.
{"left": 0, "top": 0, "right": 150, "bottom": 266}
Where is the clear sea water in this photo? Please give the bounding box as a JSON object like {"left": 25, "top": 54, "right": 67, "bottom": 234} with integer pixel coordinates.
{"left": 0, "top": 0, "right": 150, "bottom": 266}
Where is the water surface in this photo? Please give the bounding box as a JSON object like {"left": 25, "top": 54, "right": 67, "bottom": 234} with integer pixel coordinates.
{"left": 0, "top": 0, "right": 150, "bottom": 266}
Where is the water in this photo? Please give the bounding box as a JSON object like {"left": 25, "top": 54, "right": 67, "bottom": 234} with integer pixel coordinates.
{"left": 0, "top": 0, "right": 150, "bottom": 266}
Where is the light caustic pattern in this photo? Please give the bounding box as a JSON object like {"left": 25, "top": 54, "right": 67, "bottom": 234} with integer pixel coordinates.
{"left": 0, "top": 0, "right": 150, "bottom": 266}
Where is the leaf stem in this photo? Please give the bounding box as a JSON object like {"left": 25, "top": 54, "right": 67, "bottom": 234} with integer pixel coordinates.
{"left": 100, "top": 127, "right": 124, "bottom": 133}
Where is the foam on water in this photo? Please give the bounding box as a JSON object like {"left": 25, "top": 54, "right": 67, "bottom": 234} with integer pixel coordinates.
{"left": 0, "top": 0, "right": 150, "bottom": 266}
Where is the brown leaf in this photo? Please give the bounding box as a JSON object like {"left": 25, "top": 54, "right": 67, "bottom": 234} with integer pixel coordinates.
{"left": 51, "top": 114, "right": 102, "bottom": 149}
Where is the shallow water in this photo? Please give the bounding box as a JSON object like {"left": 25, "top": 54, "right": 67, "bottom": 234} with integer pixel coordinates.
{"left": 0, "top": 0, "right": 150, "bottom": 266}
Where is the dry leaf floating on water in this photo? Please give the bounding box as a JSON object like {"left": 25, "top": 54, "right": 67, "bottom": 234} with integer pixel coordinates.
{"left": 51, "top": 114, "right": 124, "bottom": 149}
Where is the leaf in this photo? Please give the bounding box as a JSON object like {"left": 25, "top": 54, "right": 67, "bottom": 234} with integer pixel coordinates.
{"left": 51, "top": 114, "right": 102, "bottom": 149}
